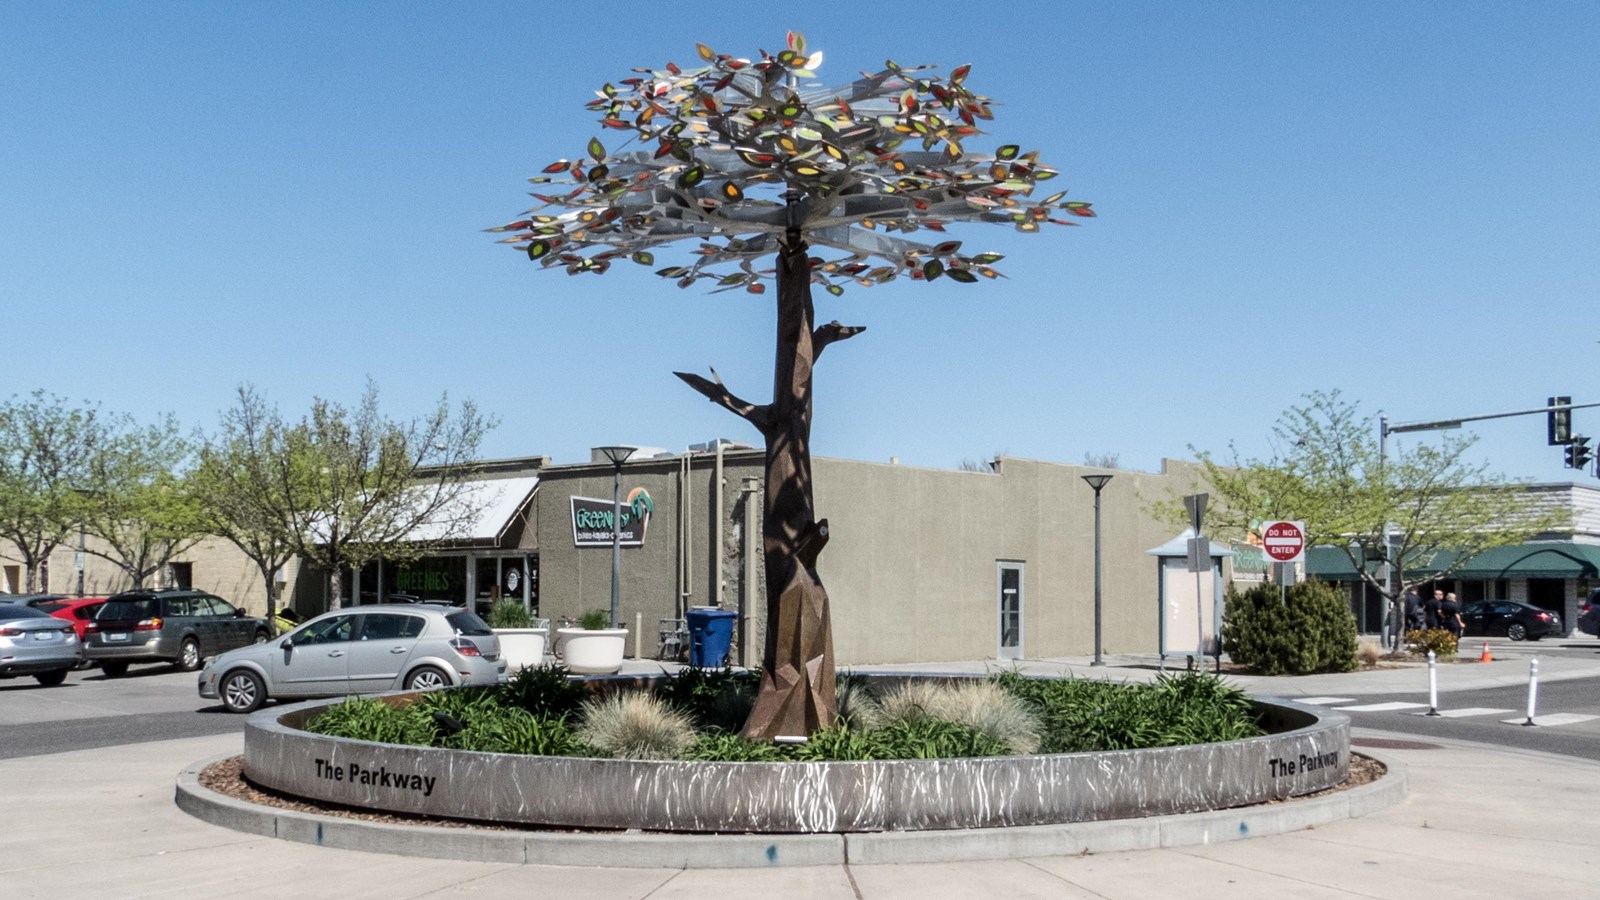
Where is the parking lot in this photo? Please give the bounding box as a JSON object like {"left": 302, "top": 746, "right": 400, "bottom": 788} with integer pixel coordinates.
{"left": 0, "top": 664, "right": 243, "bottom": 760}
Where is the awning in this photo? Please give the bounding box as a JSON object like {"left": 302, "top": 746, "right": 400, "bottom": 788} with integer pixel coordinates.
{"left": 1307, "top": 541, "right": 1600, "bottom": 581}
{"left": 405, "top": 476, "right": 539, "bottom": 545}
{"left": 309, "top": 476, "right": 539, "bottom": 549}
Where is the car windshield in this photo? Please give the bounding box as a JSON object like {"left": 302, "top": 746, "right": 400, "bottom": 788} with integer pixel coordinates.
{"left": 34, "top": 600, "right": 69, "bottom": 614}
{"left": 445, "top": 611, "right": 493, "bottom": 636}
{"left": 100, "top": 599, "right": 158, "bottom": 620}
{"left": 0, "top": 604, "right": 53, "bottom": 620}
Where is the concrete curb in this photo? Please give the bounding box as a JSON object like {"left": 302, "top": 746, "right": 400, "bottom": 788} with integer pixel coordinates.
{"left": 175, "top": 749, "right": 1407, "bottom": 868}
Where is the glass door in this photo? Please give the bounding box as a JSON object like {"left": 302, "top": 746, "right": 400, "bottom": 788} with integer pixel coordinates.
{"left": 997, "top": 562, "right": 1023, "bottom": 660}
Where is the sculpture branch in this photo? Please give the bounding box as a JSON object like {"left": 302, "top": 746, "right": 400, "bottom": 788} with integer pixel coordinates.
{"left": 812, "top": 321, "right": 866, "bottom": 362}
{"left": 673, "top": 368, "right": 773, "bottom": 430}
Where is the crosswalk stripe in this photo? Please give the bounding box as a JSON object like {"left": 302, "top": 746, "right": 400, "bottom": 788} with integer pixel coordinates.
{"left": 1337, "top": 701, "right": 1430, "bottom": 712}
{"left": 1296, "top": 697, "right": 1356, "bottom": 705}
{"left": 1408, "top": 707, "right": 1514, "bottom": 718}
{"left": 1499, "top": 713, "right": 1600, "bottom": 727}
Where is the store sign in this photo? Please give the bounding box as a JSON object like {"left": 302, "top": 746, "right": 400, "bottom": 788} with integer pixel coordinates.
{"left": 1230, "top": 543, "right": 1269, "bottom": 582}
{"left": 570, "top": 488, "right": 654, "bottom": 547}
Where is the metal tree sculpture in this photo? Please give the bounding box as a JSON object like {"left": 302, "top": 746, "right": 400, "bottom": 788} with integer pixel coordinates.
{"left": 494, "top": 33, "right": 1092, "bottom": 740}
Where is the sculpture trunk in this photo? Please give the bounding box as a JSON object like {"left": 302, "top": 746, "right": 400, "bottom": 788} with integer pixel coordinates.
{"left": 740, "top": 236, "right": 838, "bottom": 740}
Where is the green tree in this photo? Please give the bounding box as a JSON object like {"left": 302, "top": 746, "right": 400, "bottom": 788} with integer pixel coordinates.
{"left": 0, "top": 391, "right": 110, "bottom": 592}
{"left": 77, "top": 413, "right": 205, "bottom": 589}
{"left": 203, "top": 382, "right": 495, "bottom": 612}
{"left": 193, "top": 386, "right": 305, "bottom": 630}
{"left": 1170, "top": 390, "right": 1564, "bottom": 641}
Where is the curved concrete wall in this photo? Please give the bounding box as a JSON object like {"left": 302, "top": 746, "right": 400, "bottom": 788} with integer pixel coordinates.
{"left": 243, "top": 694, "right": 1348, "bottom": 834}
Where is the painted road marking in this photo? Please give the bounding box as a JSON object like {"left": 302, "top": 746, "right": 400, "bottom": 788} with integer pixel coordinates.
{"left": 1499, "top": 713, "right": 1600, "bottom": 727}
{"left": 1296, "top": 697, "right": 1357, "bottom": 705}
{"left": 1409, "top": 707, "right": 1514, "bottom": 718}
{"left": 1337, "top": 701, "right": 1429, "bottom": 712}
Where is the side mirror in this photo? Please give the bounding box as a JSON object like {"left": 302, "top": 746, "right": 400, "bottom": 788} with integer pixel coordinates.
{"left": 281, "top": 638, "right": 295, "bottom": 651}
{"left": 234, "top": 608, "right": 246, "bottom": 618}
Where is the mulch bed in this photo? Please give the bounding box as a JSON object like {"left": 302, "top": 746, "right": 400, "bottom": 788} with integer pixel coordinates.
{"left": 197, "top": 752, "right": 1387, "bottom": 832}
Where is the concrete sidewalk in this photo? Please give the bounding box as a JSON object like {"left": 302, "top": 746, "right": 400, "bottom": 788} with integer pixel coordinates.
{"left": 6, "top": 654, "right": 1599, "bottom": 898}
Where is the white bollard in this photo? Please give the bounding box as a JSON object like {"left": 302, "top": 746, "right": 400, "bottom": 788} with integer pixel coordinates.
{"left": 1426, "top": 650, "right": 1440, "bottom": 716}
{"left": 1522, "top": 658, "right": 1540, "bottom": 727}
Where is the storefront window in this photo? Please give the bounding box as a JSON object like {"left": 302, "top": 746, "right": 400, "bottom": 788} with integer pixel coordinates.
{"left": 384, "top": 557, "right": 466, "bottom": 605}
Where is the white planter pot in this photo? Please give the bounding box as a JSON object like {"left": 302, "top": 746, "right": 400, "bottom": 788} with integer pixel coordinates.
{"left": 494, "top": 628, "right": 547, "bottom": 673}
{"left": 557, "top": 627, "right": 628, "bottom": 674}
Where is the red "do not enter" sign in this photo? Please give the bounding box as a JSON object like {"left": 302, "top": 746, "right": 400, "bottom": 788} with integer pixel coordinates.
{"left": 1261, "top": 520, "right": 1306, "bottom": 563}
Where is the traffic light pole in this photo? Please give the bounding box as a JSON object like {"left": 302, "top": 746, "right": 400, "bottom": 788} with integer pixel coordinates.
{"left": 1379, "top": 397, "right": 1600, "bottom": 649}
{"left": 1383, "top": 400, "right": 1600, "bottom": 440}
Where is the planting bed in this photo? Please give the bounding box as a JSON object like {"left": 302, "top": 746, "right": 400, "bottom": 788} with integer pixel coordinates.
{"left": 241, "top": 674, "right": 1350, "bottom": 834}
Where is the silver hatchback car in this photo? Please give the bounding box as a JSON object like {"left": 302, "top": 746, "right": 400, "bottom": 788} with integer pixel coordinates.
{"left": 198, "top": 603, "right": 506, "bottom": 713}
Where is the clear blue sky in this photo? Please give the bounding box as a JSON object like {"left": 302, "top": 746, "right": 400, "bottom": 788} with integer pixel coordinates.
{"left": 4, "top": 2, "right": 1596, "bottom": 484}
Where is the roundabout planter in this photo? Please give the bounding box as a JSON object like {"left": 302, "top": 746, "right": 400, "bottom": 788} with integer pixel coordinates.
{"left": 556, "top": 627, "right": 626, "bottom": 674}
{"left": 241, "top": 685, "right": 1350, "bottom": 835}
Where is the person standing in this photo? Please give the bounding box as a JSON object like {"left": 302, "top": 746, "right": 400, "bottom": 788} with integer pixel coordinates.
{"left": 1442, "top": 591, "right": 1465, "bottom": 648}
{"left": 1425, "top": 589, "right": 1444, "bottom": 630}
{"left": 1403, "top": 588, "right": 1423, "bottom": 633}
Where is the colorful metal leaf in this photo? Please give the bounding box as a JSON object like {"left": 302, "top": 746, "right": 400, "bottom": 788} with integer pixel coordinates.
{"left": 501, "top": 36, "right": 1089, "bottom": 295}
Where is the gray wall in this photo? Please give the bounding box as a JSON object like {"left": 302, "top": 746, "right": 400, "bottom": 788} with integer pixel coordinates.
{"left": 534, "top": 452, "right": 1212, "bottom": 666}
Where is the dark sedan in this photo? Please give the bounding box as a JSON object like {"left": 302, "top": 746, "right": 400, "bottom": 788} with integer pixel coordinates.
{"left": 1461, "top": 600, "right": 1562, "bottom": 642}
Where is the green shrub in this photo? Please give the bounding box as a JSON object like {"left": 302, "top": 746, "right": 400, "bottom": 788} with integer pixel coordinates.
{"left": 442, "top": 706, "right": 592, "bottom": 756}
{"left": 654, "top": 666, "right": 759, "bottom": 732}
{"left": 486, "top": 598, "right": 532, "bottom": 629}
{"left": 305, "top": 697, "right": 435, "bottom": 746}
{"left": 869, "top": 718, "right": 1013, "bottom": 759}
{"left": 780, "top": 719, "right": 1012, "bottom": 761}
{"left": 578, "top": 692, "right": 697, "bottom": 759}
{"left": 1222, "top": 580, "right": 1358, "bottom": 675}
{"left": 497, "top": 663, "right": 588, "bottom": 721}
{"left": 683, "top": 731, "right": 789, "bottom": 762}
{"left": 578, "top": 608, "right": 612, "bottom": 630}
{"left": 991, "top": 670, "right": 1263, "bottom": 753}
{"left": 1406, "top": 628, "right": 1459, "bottom": 659}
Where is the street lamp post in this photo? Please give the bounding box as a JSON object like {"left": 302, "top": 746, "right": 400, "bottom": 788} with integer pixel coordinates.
{"left": 1081, "top": 474, "right": 1113, "bottom": 667}
{"left": 597, "top": 446, "right": 636, "bottom": 629}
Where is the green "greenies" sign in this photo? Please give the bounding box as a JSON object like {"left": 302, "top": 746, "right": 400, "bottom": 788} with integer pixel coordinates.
{"left": 570, "top": 489, "right": 654, "bottom": 547}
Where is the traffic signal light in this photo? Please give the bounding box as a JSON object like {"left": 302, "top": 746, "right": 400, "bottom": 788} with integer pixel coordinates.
{"left": 1566, "top": 436, "right": 1592, "bottom": 470}
{"left": 1549, "top": 396, "right": 1573, "bottom": 445}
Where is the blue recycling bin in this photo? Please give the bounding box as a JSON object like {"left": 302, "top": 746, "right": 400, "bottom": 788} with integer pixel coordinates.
{"left": 686, "top": 607, "right": 737, "bottom": 668}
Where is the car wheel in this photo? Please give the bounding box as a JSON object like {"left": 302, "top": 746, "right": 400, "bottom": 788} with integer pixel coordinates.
{"left": 101, "top": 662, "right": 129, "bottom": 678}
{"left": 253, "top": 629, "right": 270, "bottom": 644}
{"left": 404, "top": 666, "right": 450, "bottom": 691}
{"left": 178, "top": 638, "right": 203, "bottom": 671}
{"left": 34, "top": 669, "right": 68, "bottom": 687}
{"left": 220, "top": 669, "right": 265, "bottom": 713}
{"left": 1507, "top": 623, "right": 1527, "bottom": 641}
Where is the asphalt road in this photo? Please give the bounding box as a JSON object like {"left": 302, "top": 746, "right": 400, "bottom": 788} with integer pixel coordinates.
{"left": 1318, "top": 666, "right": 1600, "bottom": 760}
{"left": 6, "top": 641, "right": 1600, "bottom": 763}
{"left": 0, "top": 664, "right": 245, "bottom": 760}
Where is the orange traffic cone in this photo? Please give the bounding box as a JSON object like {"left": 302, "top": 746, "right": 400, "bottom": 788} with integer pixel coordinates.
{"left": 1480, "top": 641, "right": 1493, "bottom": 663}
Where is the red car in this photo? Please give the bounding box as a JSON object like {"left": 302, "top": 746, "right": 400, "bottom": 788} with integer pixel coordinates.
{"left": 29, "top": 596, "right": 108, "bottom": 642}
